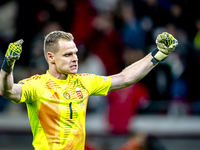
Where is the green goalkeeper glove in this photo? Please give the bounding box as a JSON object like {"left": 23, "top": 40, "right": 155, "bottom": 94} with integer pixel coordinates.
{"left": 1, "top": 39, "right": 24, "bottom": 73}
{"left": 151, "top": 32, "right": 178, "bottom": 64}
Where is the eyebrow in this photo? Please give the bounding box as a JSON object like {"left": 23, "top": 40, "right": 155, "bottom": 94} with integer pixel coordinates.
{"left": 63, "top": 48, "right": 78, "bottom": 54}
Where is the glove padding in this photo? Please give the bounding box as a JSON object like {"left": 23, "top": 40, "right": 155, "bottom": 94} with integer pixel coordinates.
{"left": 2, "top": 39, "right": 24, "bottom": 73}
{"left": 153, "top": 32, "right": 178, "bottom": 61}
{"left": 156, "top": 32, "right": 178, "bottom": 54}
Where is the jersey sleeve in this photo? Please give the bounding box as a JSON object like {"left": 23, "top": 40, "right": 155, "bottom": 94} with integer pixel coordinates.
{"left": 17, "top": 75, "right": 44, "bottom": 103}
{"left": 80, "top": 74, "right": 112, "bottom": 96}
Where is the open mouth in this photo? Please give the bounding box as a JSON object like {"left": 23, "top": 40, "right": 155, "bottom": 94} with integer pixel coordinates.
{"left": 70, "top": 65, "right": 77, "bottom": 69}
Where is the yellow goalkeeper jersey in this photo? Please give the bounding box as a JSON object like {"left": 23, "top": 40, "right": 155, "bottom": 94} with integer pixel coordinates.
{"left": 17, "top": 71, "right": 111, "bottom": 150}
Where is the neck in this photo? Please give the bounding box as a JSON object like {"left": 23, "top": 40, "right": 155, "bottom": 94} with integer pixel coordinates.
{"left": 48, "top": 68, "right": 68, "bottom": 80}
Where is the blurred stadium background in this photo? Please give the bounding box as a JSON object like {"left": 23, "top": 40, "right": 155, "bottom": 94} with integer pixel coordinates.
{"left": 1, "top": 0, "right": 200, "bottom": 149}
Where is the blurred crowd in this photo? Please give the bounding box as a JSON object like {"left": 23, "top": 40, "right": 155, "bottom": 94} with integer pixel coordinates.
{"left": 1, "top": 0, "right": 200, "bottom": 138}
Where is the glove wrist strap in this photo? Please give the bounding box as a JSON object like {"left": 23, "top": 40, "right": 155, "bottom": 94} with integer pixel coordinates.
{"left": 151, "top": 48, "right": 168, "bottom": 64}
{"left": 1, "top": 57, "right": 15, "bottom": 74}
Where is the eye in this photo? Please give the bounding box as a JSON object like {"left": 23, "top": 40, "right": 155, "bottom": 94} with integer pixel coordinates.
{"left": 64, "top": 53, "right": 72, "bottom": 57}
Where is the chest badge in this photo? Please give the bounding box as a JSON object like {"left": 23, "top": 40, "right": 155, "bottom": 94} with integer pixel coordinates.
{"left": 76, "top": 88, "right": 83, "bottom": 99}
{"left": 63, "top": 92, "right": 70, "bottom": 100}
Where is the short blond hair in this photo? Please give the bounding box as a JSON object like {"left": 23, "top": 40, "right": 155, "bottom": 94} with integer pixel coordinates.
{"left": 43, "top": 31, "right": 74, "bottom": 61}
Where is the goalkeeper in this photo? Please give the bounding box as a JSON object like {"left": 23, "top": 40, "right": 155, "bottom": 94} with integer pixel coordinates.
{"left": 0, "top": 31, "right": 177, "bottom": 150}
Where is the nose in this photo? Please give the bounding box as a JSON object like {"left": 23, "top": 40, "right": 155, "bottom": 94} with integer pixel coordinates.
{"left": 73, "top": 54, "right": 78, "bottom": 62}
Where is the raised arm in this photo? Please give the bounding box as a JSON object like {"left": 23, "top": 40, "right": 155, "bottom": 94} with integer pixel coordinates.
{"left": 0, "top": 40, "right": 24, "bottom": 103}
{"left": 109, "top": 53, "right": 156, "bottom": 91}
{"left": 109, "top": 32, "right": 178, "bottom": 92}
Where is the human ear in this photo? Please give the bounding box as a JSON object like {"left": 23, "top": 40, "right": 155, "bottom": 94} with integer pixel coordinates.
{"left": 47, "top": 52, "right": 55, "bottom": 64}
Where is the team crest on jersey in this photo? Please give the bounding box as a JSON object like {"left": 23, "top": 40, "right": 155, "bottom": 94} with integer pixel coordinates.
{"left": 63, "top": 92, "right": 70, "bottom": 100}
{"left": 76, "top": 88, "right": 83, "bottom": 99}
